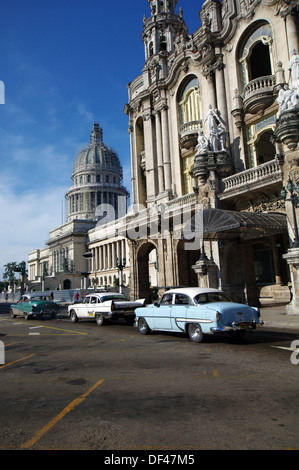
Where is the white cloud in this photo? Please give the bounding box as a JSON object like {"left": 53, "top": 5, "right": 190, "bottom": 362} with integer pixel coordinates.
{"left": 0, "top": 180, "right": 66, "bottom": 279}
{"left": 77, "top": 102, "right": 94, "bottom": 123}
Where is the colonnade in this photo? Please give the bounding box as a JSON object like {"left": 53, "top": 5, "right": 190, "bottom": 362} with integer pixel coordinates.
{"left": 90, "top": 239, "right": 127, "bottom": 273}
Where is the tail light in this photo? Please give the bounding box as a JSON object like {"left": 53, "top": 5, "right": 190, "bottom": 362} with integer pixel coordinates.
{"left": 216, "top": 311, "right": 221, "bottom": 322}
{"left": 111, "top": 301, "right": 116, "bottom": 312}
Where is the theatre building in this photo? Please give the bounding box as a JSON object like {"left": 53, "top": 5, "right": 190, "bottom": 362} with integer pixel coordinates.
{"left": 118, "top": 0, "right": 299, "bottom": 311}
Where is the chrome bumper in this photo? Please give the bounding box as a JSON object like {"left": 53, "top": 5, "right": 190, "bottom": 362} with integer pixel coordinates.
{"left": 210, "top": 320, "right": 264, "bottom": 333}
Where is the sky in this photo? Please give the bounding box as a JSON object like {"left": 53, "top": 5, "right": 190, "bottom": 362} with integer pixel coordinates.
{"left": 0, "top": 0, "right": 203, "bottom": 281}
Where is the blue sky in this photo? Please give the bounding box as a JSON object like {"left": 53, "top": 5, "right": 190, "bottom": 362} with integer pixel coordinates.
{"left": 0, "top": 0, "right": 203, "bottom": 280}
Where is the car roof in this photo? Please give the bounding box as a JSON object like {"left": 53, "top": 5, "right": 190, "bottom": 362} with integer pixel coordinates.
{"left": 87, "top": 292, "right": 124, "bottom": 297}
{"left": 162, "top": 287, "right": 223, "bottom": 297}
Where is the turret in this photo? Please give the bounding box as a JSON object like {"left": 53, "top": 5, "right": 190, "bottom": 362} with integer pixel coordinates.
{"left": 142, "top": 0, "right": 188, "bottom": 62}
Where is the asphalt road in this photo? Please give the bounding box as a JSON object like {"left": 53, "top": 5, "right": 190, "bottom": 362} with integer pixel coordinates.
{"left": 0, "top": 302, "right": 298, "bottom": 451}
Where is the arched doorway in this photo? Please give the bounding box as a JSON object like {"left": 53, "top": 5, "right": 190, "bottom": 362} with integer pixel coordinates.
{"left": 63, "top": 279, "right": 71, "bottom": 290}
{"left": 137, "top": 241, "right": 158, "bottom": 302}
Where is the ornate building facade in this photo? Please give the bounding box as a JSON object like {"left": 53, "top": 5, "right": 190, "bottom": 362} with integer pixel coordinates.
{"left": 115, "top": 0, "right": 298, "bottom": 311}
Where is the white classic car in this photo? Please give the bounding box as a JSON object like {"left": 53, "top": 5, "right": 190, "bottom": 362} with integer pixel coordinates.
{"left": 135, "top": 287, "right": 263, "bottom": 342}
{"left": 68, "top": 292, "right": 145, "bottom": 326}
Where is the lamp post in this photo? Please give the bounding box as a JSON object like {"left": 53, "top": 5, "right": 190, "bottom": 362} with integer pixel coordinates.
{"left": 281, "top": 177, "right": 299, "bottom": 248}
{"left": 116, "top": 257, "right": 126, "bottom": 294}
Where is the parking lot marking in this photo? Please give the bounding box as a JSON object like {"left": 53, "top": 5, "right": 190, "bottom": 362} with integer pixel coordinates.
{"left": 0, "top": 353, "right": 36, "bottom": 370}
{"left": 20, "top": 378, "right": 105, "bottom": 449}
{"left": 271, "top": 345, "right": 298, "bottom": 352}
{"left": 8, "top": 320, "right": 87, "bottom": 335}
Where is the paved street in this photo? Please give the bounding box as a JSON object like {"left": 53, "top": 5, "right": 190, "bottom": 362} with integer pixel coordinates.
{"left": 0, "top": 302, "right": 298, "bottom": 451}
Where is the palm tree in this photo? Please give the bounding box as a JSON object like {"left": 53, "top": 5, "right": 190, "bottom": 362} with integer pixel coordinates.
{"left": 3, "top": 262, "right": 18, "bottom": 289}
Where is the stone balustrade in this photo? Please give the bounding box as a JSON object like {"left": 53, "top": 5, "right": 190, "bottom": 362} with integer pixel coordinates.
{"left": 220, "top": 159, "right": 282, "bottom": 197}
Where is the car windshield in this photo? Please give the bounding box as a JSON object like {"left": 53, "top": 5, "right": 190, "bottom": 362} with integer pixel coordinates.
{"left": 24, "top": 296, "right": 50, "bottom": 302}
{"left": 101, "top": 295, "right": 127, "bottom": 302}
{"left": 194, "top": 292, "right": 231, "bottom": 304}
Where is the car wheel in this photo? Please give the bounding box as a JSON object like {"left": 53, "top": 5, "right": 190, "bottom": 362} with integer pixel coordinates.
{"left": 138, "top": 317, "right": 150, "bottom": 335}
{"left": 10, "top": 309, "right": 16, "bottom": 318}
{"left": 95, "top": 314, "right": 105, "bottom": 326}
{"left": 70, "top": 310, "right": 78, "bottom": 323}
{"left": 188, "top": 323, "right": 203, "bottom": 343}
{"left": 24, "top": 313, "right": 31, "bottom": 321}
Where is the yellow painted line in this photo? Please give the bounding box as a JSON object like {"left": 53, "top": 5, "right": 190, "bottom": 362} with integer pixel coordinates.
{"left": 33, "top": 324, "right": 87, "bottom": 335}
{"left": 20, "top": 378, "right": 105, "bottom": 449}
{"left": 9, "top": 319, "right": 87, "bottom": 335}
{"left": 0, "top": 353, "right": 36, "bottom": 370}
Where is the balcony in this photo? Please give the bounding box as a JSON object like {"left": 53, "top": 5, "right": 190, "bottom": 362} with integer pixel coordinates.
{"left": 243, "top": 75, "right": 276, "bottom": 115}
{"left": 219, "top": 159, "right": 282, "bottom": 200}
{"left": 179, "top": 120, "right": 202, "bottom": 149}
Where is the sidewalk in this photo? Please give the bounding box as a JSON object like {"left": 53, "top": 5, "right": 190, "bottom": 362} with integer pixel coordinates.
{"left": 260, "top": 304, "right": 299, "bottom": 332}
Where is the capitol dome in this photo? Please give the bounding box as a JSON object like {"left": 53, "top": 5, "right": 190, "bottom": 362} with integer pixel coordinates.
{"left": 73, "top": 124, "right": 122, "bottom": 174}
{"left": 66, "top": 123, "right": 129, "bottom": 222}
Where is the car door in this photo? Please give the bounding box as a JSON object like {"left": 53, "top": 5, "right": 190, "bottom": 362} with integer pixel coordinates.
{"left": 171, "top": 294, "right": 190, "bottom": 331}
{"left": 153, "top": 293, "right": 173, "bottom": 330}
{"left": 76, "top": 295, "right": 91, "bottom": 319}
{"left": 87, "top": 295, "right": 98, "bottom": 318}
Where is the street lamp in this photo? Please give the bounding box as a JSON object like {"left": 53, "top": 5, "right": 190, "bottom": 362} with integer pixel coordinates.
{"left": 281, "top": 177, "right": 299, "bottom": 248}
{"left": 116, "top": 256, "right": 126, "bottom": 294}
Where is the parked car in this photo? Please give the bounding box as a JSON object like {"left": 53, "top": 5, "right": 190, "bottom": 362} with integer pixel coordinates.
{"left": 68, "top": 292, "right": 145, "bottom": 326}
{"left": 135, "top": 287, "right": 263, "bottom": 342}
{"left": 10, "top": 294, "right": 60, "bottom": 320}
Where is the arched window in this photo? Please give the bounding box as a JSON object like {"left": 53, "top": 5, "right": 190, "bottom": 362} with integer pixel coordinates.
{"left": 149, "top": 41, "right": 154, "bottom": 57}
{"left": 177, "top": 76, "right": 201, "bottom": 195}
{"left": 160, "top": 35, "right": 167, "bottom": 52}
{"left": 239, "top": 21, "right": 273, "bottom": 90}
{"left": 178, "top": 77, "right": 201, "bottom": 127}
{"left": 246, "top": 115, "right": 276, "bottom": 167}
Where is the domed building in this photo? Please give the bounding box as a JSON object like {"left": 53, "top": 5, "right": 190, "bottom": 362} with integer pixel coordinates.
{"left": 27, "top": 124, "right": 129, "bottom": 293}
{"left": 66, "top": 123, "right": 128, "bottom": 222}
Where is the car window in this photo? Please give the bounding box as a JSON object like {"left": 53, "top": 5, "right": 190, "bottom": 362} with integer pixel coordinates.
{"left": 90, "top": 296, "right": 98, "bottom": 304}
{"left": 174, "top": 294, "right": 190, "bottom": 305}
{"left": 160, "top": 294, "right": 173, "bottom": 305}
{"left": 194, "top": 292, "right": 231, "bottom": 304}
{"left": 83, "top": 296, "right": 90, "bottom": 304}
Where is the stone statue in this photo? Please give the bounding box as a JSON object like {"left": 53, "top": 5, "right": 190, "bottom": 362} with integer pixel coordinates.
{"left": 195, "top": 130, "right": 209, "bottom": 155}
{"left": 289, "top": 49, "right": 299, "bottom": 92}
{"left": 277, "top": 84, "right": 299, "bottom": 115}
{"left": 203, "top": 105, "right": 227, "bottom": 152}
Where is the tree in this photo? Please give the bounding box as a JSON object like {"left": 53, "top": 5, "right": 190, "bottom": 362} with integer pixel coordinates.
{"left": 3, "top": 262, "right": 18, "bottom": 289}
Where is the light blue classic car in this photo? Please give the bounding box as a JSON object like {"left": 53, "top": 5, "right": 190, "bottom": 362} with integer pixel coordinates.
{"left": 135, "top": 287, "right": 263, "bottom": 342}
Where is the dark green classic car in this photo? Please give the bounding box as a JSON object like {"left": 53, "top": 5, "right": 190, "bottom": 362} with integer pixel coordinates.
{"left": 10, "top": 294, "right": 59, "bottom": 320}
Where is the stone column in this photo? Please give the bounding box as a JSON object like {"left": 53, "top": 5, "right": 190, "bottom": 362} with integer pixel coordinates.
{"left": 161, "top": 104, "right": 172, "bottom": 191}
{"left": 283, "top": 247, "right": 299, "bottom": 315}
{"left": 154, "top": 110, "right": 165, "bottom": 194}
{"left": 143, "top": 110, "right": 157, "bottom": 201}
{"left": 214, "top": 51, "right": 228, "bottom": 125}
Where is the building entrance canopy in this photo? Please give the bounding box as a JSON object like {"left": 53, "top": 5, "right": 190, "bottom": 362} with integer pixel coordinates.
{"left": 190, "top": 208, "right": 287, "bottom": 241}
